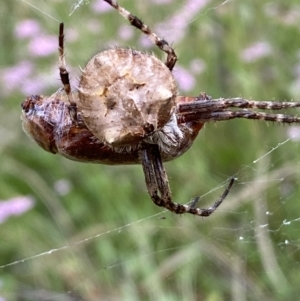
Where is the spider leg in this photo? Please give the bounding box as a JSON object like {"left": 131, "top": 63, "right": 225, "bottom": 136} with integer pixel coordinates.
{"left": 58, "top": 23, "right": 77, "bottom": 122}
{"left": 178, "top": 97, "right": 300, "bottom": 114}
{"left": 103, "top": 0, "right": 177, "bottom": 70}
{"left": 180, "top": 109, "right": 300, "bottom": 124}
{"left": 140, "top": 143, "right": 234, "bottom": 216}
{"left": 189, "top": 177, "right": 234, "bottom": 210}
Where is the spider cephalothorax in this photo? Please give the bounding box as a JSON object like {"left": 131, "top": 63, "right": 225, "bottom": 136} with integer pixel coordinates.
{"left": 21, "top": 0, "right": 300, "bottom": 217}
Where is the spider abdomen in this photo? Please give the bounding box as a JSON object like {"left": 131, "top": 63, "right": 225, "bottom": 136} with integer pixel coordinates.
{"left": 78, "top": 48, "right": 177, "bottom": 146}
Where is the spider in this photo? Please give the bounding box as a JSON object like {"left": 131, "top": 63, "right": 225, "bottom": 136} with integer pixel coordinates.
{"left": 21, "top": 0, "right": 300, "bottom": 217}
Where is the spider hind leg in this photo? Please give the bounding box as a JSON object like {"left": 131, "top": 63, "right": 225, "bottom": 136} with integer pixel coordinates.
{"left": 140, "top": 143, "right": 234, "bottom": 216}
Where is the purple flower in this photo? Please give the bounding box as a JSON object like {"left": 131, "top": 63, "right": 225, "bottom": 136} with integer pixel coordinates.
{"left": 92, "top": 0, "right": 113, "bottom": 13}
{"left": 240, "top": 41, "right": 272, "bottom": 63}
{"left": 153, "top": 0, "right": 211, "bottom": 43}
{"left": 174, "top": 65, "right": 196, "bottom": 92}
{"left": 1, "top": 61, "right": 34, "bottom": 92}
{"left": 15, "top": 19, "right": 41, "bottom": 39}
{"left": 139, "top": 35, "right": 153, "bottom": 49}
{"left": 20, "top": 78, "right": 48, "bottom": 95}
{"left": 118, "top": 25, "right": 134, "bottom": 41}
{"left": 0, "top": 196, "right": 35, "bottom": 223}
{"left": 28, "top": 34, "right": 57, "bottom": 57}
{"left": 264, "top": 3, "right": 298, "bottom": 26}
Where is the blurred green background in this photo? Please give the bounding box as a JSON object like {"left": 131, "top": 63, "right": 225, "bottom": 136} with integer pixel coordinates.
{"left": 1, "top": 0, "right": 300, "bottom": 300}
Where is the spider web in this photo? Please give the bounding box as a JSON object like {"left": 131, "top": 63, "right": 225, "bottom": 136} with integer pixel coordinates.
{"left": 2, "top": 0, "right": 300, "bottom": 300}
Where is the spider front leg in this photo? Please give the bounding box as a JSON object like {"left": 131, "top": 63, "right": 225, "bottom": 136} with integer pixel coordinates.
{"left": 179, "top": 108, "right": 300, "bottom": 124}
{"left": 177, "top": 97, "right": 300, "bottom": 124}
{"left": 103, "top": 0, "right": 177, "bottom": 70}
{"left": 140, "top": 143, "right": 234, "bottom": 216}
{"left": 58, "top": 23, "right": 78, "bottom": 123}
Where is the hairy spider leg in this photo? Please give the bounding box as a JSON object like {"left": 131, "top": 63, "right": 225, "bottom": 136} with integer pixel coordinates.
{"left": 178, "top": 97, "right": 300, "bottom": 113}
{"left": 177, "top": 97, "right": 300, "bottom": 124}
{"left": 182, "top": 110, "right": 300, "bottom": 124}
{"left": 58, "top": 23, "right": 77, "bottom": 122}
{"left": 103, "top": 0, "right": 177, "bottom": 70}
{"left": 140, "top": 143, "right": 235, "bottom": 216}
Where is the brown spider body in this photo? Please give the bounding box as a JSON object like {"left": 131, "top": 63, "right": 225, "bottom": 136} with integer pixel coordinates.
{"left": 78, "top": 48, "right": 177, "bottom": 147}
{"left": 21, "top": 0, "right": 300, "bottom": 216}
{"left": 21, "top": 92, "right": 204, "bottom": 165}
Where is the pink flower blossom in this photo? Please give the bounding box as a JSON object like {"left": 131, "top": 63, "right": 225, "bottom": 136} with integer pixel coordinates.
{"left": 139, "top": 35, "right": 153, "bottom": 49}
{"left": 20, "top": 78, "right": 48, "bottom": 95}
{"left": 15, "top": 19, "right": 41, "bottom": 39}
{"left": 0, "top": 196, "right": 35, "bottom": 223}
{"left": 174, "top": 65, "right": 196, "bottom": 92}
{"left": 154, "top": 0, "right": 211, "bottom": 43}
{"left": 92, "top": 0, "right": 113, "bottom": 13}
{"left": 118, "top": 25, "right": 134, "bottom": 41}
{"left": 28, "top": 34, "right": 57, "bottom": 57}
{"left": 1, "top": 61, "right": 34, "bottom": 92}
{"left": 241, "top": 41, "right": 272, "bottom": 63}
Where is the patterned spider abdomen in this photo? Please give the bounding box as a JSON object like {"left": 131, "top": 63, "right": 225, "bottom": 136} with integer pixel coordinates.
{"left": 78, "top": 48, "right": 177, "bottom": 146}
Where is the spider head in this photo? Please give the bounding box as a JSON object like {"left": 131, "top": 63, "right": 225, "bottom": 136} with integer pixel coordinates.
{"left": 21, "top": 94, "right": 64, "bottom": 154}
